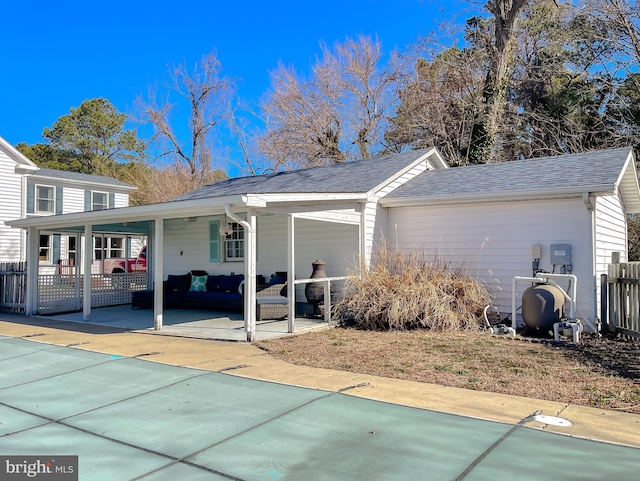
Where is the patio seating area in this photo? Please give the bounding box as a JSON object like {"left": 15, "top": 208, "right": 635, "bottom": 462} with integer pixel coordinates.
{"left": 45, "top": 304, "right": 328, "bottom": 341}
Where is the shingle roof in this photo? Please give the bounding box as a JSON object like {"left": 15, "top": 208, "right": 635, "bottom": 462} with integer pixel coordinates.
{"left": 387, "top": 147, "right": 634, "bottom": 200}
{"left": 32, "top": 168, "right": 135, "bottom": 189}
{"left": 175, "top": 149, "right": 434, "bottom": 201}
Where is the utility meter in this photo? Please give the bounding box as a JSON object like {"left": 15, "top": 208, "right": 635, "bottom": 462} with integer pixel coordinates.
{"left": 550, "top": 244, "right": 571, "bottom": 266}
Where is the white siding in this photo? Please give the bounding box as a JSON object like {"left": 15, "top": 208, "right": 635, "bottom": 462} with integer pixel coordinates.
{"left": 114, "top": 192, "right": 128, "bottom": 208}
{"left": 389, "top": 198, "right": 598, "bottom": 328}
{"left": 594, "top": 194, "right": 628, "bottom": 318}
{"left": 0, "top": 151, "right": 25, "bottom": 261}
{"left": 61, "top": 187, "right": 85, "bottom": 214}
{"left": 162, "top": 214, "right": 359, "bottom": 299}
{"left": 362, "top": 160, "right": 428, "bottom": 265}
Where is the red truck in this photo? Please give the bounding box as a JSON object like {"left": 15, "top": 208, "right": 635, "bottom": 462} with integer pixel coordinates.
{"left": 102, "top": 246, "right": 147, "bottom": 274}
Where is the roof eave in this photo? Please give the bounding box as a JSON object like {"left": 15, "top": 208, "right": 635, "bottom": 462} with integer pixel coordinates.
{"left": 28, "top": 172, "right": 137, "bottom": 191}
{"left": 0, "top": 136, "right": 38, "bottom": 170}
{"left": 367, "top": 148, "right": 442, "bottom": 198}
{"left": 615, "top": 149, "right": 640, "bottom": 213}
{"left": 7, "top": 195, "right": 248, "bottom": 229}
{"left": 380, "top": 185, "right": 616, "bottom": 208}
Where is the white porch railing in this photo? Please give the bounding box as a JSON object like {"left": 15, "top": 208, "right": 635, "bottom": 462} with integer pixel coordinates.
{"left": 293, "top": 276, "right": 348, "bottom": 324}
{"left": 37, "top": 272, "right": 149, "bottom": 314}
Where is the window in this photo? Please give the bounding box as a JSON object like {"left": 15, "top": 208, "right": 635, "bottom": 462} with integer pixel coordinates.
{"left": 39, "top": 235, "right": 51, "bottom": 262}
{"left": 94, "top": 236, "right": 105, "bottom": 260}
{"left": 68, "top": 236, "right": 77, "bottom": 264}
{"left": 108, "top": 237, "right": 123, "bottom": 258}
{"left": 225, "top": 222, "right": 244, "bottom": 260}
{"left": 36, "top": 186, "right": 54, "bottom": 214}
{"left": 92, "top": 192, "right": 108, "bottom": 211}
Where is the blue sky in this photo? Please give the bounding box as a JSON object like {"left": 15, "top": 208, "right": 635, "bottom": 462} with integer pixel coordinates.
{"left": 1, "top": 0, "right": 474, "bottom": 155}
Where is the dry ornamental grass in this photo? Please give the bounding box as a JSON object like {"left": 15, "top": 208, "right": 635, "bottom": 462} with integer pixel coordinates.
{"left": 333, "top": 245, "right": 492, "bottom": 331}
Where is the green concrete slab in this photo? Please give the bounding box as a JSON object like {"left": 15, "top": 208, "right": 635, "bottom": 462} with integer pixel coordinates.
{"left": 0, "top": 404, "right": 51, "bottom": 437}
{"left": 0, "top": 336, "right": 62, "bottom": 360}
{"left": 0, "top": 423, "right": 176, "bottom": 481}
{"left": 462, "top": 426, "right": 640, "bottom": 481}
{"left": 65, "top": 373, "right": 330, "bottom": 459}
{"left": 0, "top": 357, "right": 208, "bottom": 420}
{"left": 0, "top": 346, "right": 115, "bottom": 389}
{"left": 132, "top": 462, "right": 231, "bottom": 480}
{"left": 188, "top": 393, "right": 514, "bottom": 481}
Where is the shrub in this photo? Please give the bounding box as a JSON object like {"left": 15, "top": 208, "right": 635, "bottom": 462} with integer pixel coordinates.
{"left": 333, "top": 244, "right": 492, "bottom": 331}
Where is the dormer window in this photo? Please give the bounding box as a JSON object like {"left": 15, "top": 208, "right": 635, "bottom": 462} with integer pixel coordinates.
{"left": 35, "top": 186, "right": 55, "bottom": 214}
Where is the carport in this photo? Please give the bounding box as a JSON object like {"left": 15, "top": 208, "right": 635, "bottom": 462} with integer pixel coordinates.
{"left": 8, "top": 194, "right": 363, "bottom": 341}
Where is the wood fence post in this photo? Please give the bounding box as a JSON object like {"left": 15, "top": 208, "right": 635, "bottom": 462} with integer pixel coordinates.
{"left": 601, "top": 273, "right": 608, "bottom": 333}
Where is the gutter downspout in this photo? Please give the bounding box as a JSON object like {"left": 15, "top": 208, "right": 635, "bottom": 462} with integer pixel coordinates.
{"left": 225, "top": 204, "right": 256, "bottom": 342}
{"left": 584, "top": 192, "right": 598, "bottom": 329}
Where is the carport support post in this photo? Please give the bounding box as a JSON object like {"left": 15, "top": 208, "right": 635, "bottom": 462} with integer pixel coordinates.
{"left": 224, "top": 204, "right": 257, "bottom": 341}
{"left": 83, "top": 224, "right": 92, "bottom": 321}
{"left": 246, "top": 211, "right": 257, "bottom": 341}
{"left": 25, "top": 227, "right": 39, "bottom": 316}
{"left": 287, "top": 215, "right": 295, "bottom": 333}
{"left": 153, "top": 217, "right": 164, "bottom": 330}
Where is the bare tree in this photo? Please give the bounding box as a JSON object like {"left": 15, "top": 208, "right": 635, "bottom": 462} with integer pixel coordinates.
{"left": 135, "top": 52, "right": 234, "bottom": 184}
{"left": 259, "top": 35, "right": 404, "bottom": 170}
{"left": 386, "top": 29, "right": 487, "bottom": 165}
{"left": 468, "top": 0, "right": 529, "bottom": 164}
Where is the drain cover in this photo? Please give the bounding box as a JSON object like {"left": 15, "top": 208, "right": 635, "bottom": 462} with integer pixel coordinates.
{"left": 533, "top": 414, "right": 572, "bottom": 427}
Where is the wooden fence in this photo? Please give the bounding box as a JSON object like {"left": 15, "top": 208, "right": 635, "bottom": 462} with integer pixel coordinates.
{"left": 0, "top": 262, "right": 27, "bottom": 313}
{"left": 602, "top": 259, "right": 640, "bottom": 339}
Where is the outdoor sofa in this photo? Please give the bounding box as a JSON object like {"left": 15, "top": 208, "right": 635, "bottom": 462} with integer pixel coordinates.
{"left": 131, "top": 271, "right": 289, "bottom": 320}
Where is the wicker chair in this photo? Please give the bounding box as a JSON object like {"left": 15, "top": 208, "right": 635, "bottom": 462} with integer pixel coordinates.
{"left": 256, "top": 282, "right": 288, "bottom": 321}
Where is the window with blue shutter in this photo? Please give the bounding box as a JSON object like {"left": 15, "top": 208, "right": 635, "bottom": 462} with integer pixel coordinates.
{"left": 209, "top": 221, "right": 220, "bottom": 263}
{"left": 27, "top": 183, "right": 35, "bottom": 214}
{"left": 55, "top": 186, "right": 63, "bottom": 214}
{"left": 108, "top": 192, "right": 115, "bottom": 209}
{"left": 84, "top": 190, "right": 91, "bottom": 211}
{"left": 52, "top": 234, "right": 60, "bottom": 264}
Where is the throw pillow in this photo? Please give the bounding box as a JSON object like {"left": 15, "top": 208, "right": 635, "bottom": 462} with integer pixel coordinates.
{"left": 190, "top": 275, "right": 207, "bottom": 292}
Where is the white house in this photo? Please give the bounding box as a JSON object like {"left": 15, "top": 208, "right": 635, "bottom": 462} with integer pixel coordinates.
{"left": 0, "top": 136, "right": 140, "bottom": 272}
{"left": 7, "top": 146, "right": 640, "bottom": 340}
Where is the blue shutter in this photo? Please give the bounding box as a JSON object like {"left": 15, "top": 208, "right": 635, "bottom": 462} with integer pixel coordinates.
{"left": 52, "top": 234, "right": 61, "bottom": 265}
{"left": 209, "top": 221, "right": 220, "bottom": 263}
{"left": 108, "top": 192, "right": 115, "bottom": 209}
{"left": 84, "top": 190, "right": 91, "bottom": 211}
{"left": 27, "top": 183, "right": 35, "bottom": 214}
{"left": 55, "top": 186, "right": 63, "bottom": 214}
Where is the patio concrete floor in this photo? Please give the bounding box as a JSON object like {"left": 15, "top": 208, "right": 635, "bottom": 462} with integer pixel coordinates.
{"left": 44, "top": 305, "right": 329, "bottom": 341}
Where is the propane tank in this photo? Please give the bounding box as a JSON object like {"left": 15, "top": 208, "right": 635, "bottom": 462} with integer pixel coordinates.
{"left": 522, "top": 283, "right": 564, "bottom": 331}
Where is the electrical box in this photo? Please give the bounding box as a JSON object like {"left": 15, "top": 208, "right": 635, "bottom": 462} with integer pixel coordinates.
{"left": 550, "top": 244, "right": 571, "bottom": 265}
{"left": 531, "top": 244, "right": 541, "bottom": 260}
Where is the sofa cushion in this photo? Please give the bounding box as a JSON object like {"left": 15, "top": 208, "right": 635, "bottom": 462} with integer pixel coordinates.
{"left": 268, "top": 275, "right": 285, "bottom": 286}
{"left": 219, "top": 274, "right": 243, "bottom": 293}
{"left": 166, "top": 274, "right": 191, "bottom": 292}
{"left": 190, "top": 275, "right": 207, "bottom": 292}
{"left": 206, "top": 275, "right": 223, "bottom": 292}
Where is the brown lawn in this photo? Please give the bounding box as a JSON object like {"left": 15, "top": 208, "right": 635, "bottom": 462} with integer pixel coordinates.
{"left": 259, "top": 328, "right": 640, "bottom": 414}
